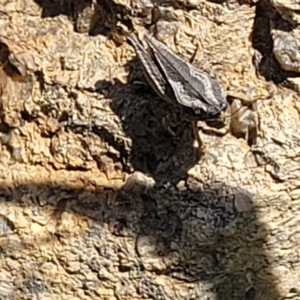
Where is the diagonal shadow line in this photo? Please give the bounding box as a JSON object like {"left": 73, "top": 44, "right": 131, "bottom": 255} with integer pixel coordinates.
{"left": 0, "top": 177, "right": 282, "bottom": 300}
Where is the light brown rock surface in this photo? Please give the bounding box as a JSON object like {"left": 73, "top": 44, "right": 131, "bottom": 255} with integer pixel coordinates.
{"left": 0, "top": 0, "right": 300, "bottom": 299}
{"left": 272, "top": 28, "right": 300, "bottom": 73}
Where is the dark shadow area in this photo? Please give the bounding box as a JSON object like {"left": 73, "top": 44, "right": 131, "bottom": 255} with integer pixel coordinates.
{"left": 0, "top": 178, "right": 282, "bottom": 300}
{"left": 33, "top": 0, "right": 80, "bottom": 18}
{"left": 94, "top": 57, "right": 202, "bottom": 185}
{"left": 62, "top": 56, "right": 284, "bottom": 299}
{"left": 0, "top": 41, "right": 27, "bottom": 82}
{"left": 33, "top": 0, "right": 133, "bottom": 37}
{"left": 251, "top": 0, "right": 298, "bottom": 84}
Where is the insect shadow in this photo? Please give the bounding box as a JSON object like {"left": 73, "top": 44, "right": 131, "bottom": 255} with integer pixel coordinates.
{"left": 95, "top": 57, "right": 202, "bottom": 185}
{"left": 0, "top": 177, "right": 281, "bottom": 300}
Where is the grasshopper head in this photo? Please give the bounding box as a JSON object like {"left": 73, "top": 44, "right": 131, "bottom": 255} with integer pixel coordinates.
{"left": 204, "top": 101, "right": 229, "bottom": 129}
